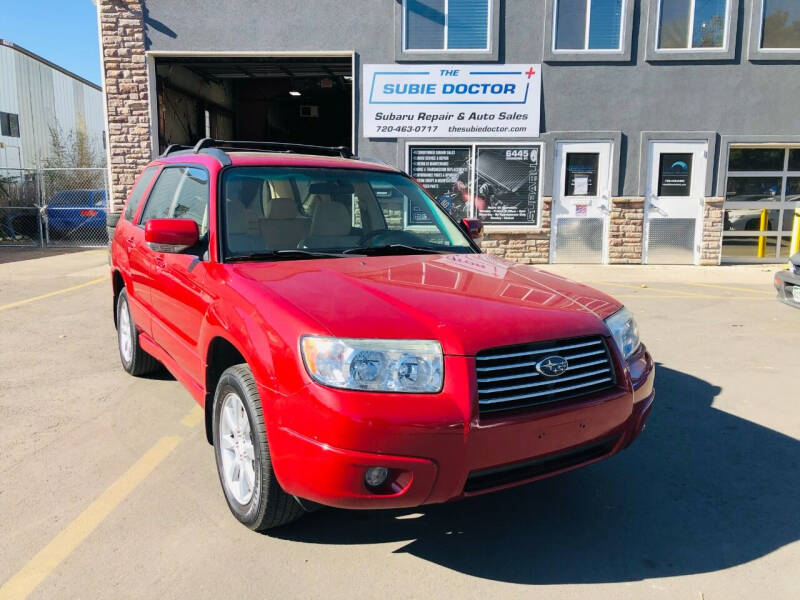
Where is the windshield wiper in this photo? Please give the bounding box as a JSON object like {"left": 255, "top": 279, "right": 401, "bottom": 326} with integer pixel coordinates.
{"left": 227, "top": 249, "right": 347, "bottom": 262}
{"left": 341, "top": 244, "right": 449, "bottom": 256}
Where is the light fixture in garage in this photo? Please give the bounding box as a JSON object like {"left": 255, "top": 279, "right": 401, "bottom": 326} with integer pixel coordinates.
{"left": 289, "top": 90, "right": 301, "bottom": 96}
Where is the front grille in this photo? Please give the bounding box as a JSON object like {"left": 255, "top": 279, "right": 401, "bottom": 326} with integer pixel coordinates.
{"left": 463, "top": 436, "right": 619, "bottom": 493}
{"left": 476, "top": 336, "right": 616, "bottom": 416}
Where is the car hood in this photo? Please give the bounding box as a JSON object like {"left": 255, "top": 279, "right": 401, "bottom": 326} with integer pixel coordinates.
{"left": 228, "top": 254, "right": 622, "bottom": 356}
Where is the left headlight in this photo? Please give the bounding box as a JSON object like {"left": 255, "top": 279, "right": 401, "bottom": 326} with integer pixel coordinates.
{"left": 300, "top": 336, "right": 443, "bottom": 393}
{"left": 604, "top": 306, "right": 641, "bottom": 361}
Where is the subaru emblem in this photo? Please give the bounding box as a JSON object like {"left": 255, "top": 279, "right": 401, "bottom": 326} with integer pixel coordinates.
{"left": 536, "top": 355, "right": 569, "bottom": 377}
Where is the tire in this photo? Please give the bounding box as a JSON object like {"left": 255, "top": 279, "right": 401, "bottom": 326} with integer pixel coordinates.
{"left": 212, "top": 364, "right": 304, "bottom": 530}
{"left": 116, "top": 288, "right": 160, "bottom": 376}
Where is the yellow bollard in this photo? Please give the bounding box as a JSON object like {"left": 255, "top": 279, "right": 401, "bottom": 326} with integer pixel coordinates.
{"left": 757, "top": 208, "right": 768, "bottom": 258}
{"left": 790, "top": 207, "right": 800, "bottom": 262}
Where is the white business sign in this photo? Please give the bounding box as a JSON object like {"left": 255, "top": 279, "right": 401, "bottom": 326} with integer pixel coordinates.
{"left": 363, "top": 64, "right": 541, "bottom": 139}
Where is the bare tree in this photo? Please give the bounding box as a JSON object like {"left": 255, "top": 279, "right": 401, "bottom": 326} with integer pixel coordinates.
{"left": 40, "top": 121, "right": 106, "bottom": 200}
{"left": 43, "top": 121, "right": 104, "bottom": 169}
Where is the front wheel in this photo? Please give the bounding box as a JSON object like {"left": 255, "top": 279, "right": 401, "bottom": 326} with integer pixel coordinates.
{"left": 116, "top": 289, "right": 159, "bottom": 376}
{"left": 212, "top": 364, "right": 304, "bottom": 530}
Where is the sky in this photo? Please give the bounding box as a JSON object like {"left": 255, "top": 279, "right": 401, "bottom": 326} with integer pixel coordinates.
{"left": 1, "top": 1, "right": 101, "bottom": 86}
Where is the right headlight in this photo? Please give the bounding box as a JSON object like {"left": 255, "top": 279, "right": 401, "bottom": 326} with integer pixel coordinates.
{"left": 604, "top": 306, "right": 641, "bottom": 361}
{"left": 300, "top": 336, "right": 443, "bottom": 393}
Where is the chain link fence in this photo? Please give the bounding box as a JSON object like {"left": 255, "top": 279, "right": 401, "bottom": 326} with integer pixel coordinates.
{"left": 0, "top": 167, "right": 109, "bottom": 248}
{"left": 0, "top": 168, "right": 41, "bottom": 246}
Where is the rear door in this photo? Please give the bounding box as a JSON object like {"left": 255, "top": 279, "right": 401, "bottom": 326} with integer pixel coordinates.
{"left": 114, "top": 165, "right": 160, "bottom": 332}
{"left": 142, "top": 166, "right": 211, "bottom": 387}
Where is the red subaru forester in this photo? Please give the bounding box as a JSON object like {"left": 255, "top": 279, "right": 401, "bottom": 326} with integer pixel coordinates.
{"left": 110, "top": 139, "right": 654, "bottom": 530}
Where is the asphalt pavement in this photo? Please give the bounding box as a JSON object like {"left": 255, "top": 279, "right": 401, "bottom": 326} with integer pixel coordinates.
{"left": 0, "top": 248, "right": 798, "bottom": 600}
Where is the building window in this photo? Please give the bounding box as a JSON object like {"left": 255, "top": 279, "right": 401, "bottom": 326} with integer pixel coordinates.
{"left": 408, "top": 143, "right": 542, "bottom": 226}
{"left": 723, "top": 146, "right": 800, "bottom": 262}
{"left": 404, "top": 0, "right": 490, "bottom": 51}
{"left": 760, "top": 0, "right": 800, "bottom": 49}
{"left": 554, "top": 0, "right": 625, "bottom": 51}
{"left": 0, "top": 112, "right": 20, "bottom": 137}
{"left": 657, "top": 0, "right": 729, "bottom": 49}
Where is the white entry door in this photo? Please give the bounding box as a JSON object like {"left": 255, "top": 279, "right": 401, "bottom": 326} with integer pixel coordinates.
{"left": 551, "top": 141, "right": 613, "bottom": 263}
{"left": 644, "top": 141, "right": 707, "bottom": 264}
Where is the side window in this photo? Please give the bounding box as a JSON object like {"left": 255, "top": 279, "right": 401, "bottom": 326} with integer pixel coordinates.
{"left": 172, "top": 168, "right": 210, "bottom": 234}
{"left": 351, "top": 195, "right": 363, "bottom": 228}
{"left": 373, "top": 185, "right": 407, "bottom": 230}
{"left": 139, "top": 168, "right": 183, "bottom": 224}
{"left": 123, "top": 166, "right": 159, "bottom": 221}
{"left": 139, "top": 167, "right": 209, "bottom": 234}
{"left": 0, "top": 111, "right": 21, "bottom": 137}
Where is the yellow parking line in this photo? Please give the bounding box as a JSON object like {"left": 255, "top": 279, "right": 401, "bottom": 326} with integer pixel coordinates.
{"left": 0, "top": 436, "right": 182, "bottom": 600}
{"left": 590, "top": 281, "right": 714, "bottom": 298}
{"left": 180, "top": 405, "right": 204, "bottom": 428}
{"left": 613, "top": 294, "right": 761, "bottom": 300}
{"left": 0, "top": 276, "right": 109, "bottom": 312}
{"left": 682, "top": 282, "right": 772, "bottom": 295}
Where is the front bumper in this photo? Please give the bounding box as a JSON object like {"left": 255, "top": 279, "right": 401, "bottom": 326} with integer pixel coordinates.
{"left": 267, "top": 345, "right": 655, "bottom": 510}
{"left": 774, "top": 269, "right": 800, "bottom": 308}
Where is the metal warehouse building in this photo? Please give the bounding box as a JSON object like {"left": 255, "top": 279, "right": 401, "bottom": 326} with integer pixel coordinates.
{"left": 0, "top": 40, "right": 105, "bottom": 169}
{"left": 97, "top": 0, "right": 800, "bottom": 264}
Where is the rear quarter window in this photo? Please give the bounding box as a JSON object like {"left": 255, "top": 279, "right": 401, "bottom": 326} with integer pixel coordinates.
{"left": 123, "top": 166, "right": 159, "bottom": 221}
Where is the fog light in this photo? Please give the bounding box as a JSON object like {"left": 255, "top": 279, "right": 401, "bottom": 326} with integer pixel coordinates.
{"left": 364, "top": 466, "right": 389, "bottom": 489}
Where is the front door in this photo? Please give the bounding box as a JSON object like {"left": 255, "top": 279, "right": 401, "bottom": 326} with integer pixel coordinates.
{"left": 551, "top": 141, "right": 612, "bottom": 263}
{"left": 147, "top": 166, "right": 211, "bottom": 389}
{"left": 644, "top": 141, "right": 707, "bottom": 264}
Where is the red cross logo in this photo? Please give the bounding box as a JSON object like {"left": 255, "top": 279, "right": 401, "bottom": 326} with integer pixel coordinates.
{"left": 525, "top": 66, "right": 536, "bottom": 78}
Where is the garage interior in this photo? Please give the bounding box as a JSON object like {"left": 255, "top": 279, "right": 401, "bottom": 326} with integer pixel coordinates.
{"left": 153, "top": 56, "right": 353, "bottom": 153}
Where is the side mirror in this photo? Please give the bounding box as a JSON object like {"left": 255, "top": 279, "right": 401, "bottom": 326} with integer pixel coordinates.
{"left": 461, "top": 218, "right": 483, "bottom": 240}
{"left": 145, "top": 218, "right": 199, "bottom": 253}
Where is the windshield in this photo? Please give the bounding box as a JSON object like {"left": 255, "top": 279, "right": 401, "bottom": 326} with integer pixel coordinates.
{"left": 220, "top": 167, "right": 475, "bottom": 260}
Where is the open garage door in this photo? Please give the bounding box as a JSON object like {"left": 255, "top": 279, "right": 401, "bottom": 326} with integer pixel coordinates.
{"left": 153, "top": 56, "right": 353, "bottom": 153}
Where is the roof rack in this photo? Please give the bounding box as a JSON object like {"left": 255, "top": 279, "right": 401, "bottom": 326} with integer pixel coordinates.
{"left": 192, "top": 138, "right": 355, "bottom": 159}
{"left": 159, "top": 144, "right": 191, "bottom": 158}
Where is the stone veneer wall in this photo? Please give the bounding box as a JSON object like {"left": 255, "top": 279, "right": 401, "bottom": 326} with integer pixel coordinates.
{"left": 478, "top": 198, "right": 552, "bottom": 263}
{"left": 700, "top": 197, "right": 724, "bottom": 265}
{"left": 98, "top": 0, "right": 150, "bottom": 211}
{"left": 608, "top": 197, "right": 644, "bottom": 264}
{"left": 94, "top": 3, "right": 727, "bottom": 266}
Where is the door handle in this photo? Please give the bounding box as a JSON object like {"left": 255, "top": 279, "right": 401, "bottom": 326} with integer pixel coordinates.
{"left": 650, "top": 204, "right": 668, "bottom": 216}
{"left": 154, "top": 256, "right": 166, "bottom": 270}
{"left": 126, "top": 236, "right": 135, "bottom": 248}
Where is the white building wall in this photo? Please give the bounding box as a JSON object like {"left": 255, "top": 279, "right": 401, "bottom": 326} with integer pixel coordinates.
{"left": 53, "top": 70, "right": 79, "bottom": 134}
{"left": 0, "top": 42, "right": 104, "bottom": 169}
{"left": 82, "top": 84, "right": 105, "bottom": 154}
{"left": 0, "top": 45, "right": 22, "bottom": 169}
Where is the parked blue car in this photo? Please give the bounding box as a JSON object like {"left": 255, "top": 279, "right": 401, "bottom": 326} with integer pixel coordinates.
{"left": 46, "top": 189, "right": 107, "bottom": 239}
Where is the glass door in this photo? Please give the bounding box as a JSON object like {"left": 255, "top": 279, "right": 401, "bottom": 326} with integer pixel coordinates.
{"left": 723, "top": 147, "right": 800, "bottom": 263}
{"left": 551, "top": 141, "right": 612, "bottom": 263}
{"left": 644, "top": 141, "right": 707, "bottom": 264}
